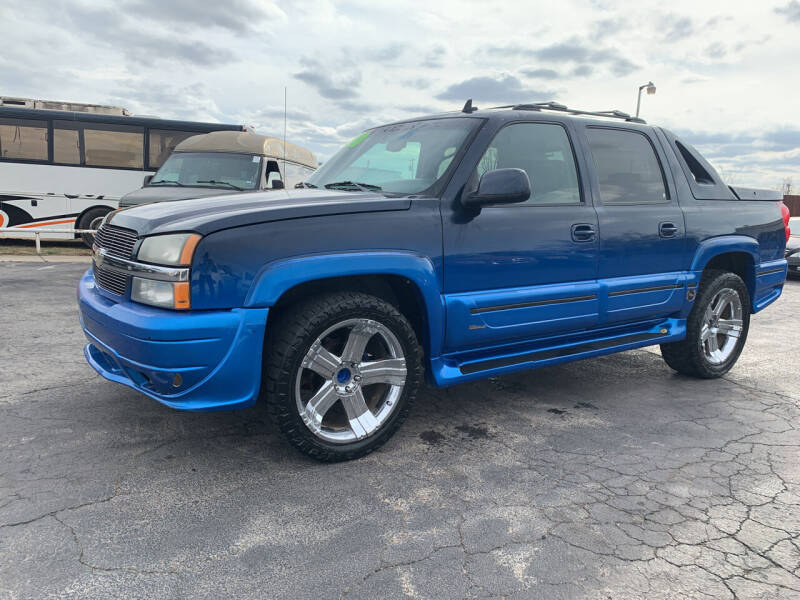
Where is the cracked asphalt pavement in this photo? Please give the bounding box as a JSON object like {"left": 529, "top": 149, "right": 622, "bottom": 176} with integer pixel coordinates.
{"left": 1, "top": 261, "right": 799, "bottom": 599}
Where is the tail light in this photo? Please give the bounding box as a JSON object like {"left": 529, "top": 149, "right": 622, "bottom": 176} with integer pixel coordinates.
{"left": 780, "top": 202, "right": 791, "bottom": 243}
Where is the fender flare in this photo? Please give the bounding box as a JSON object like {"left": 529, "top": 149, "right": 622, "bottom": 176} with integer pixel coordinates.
{"left": 689, "top": 235, "right": 759, "bottom": 273}
{"left": 244, "top": 251, "right": 445, "bottom": 357}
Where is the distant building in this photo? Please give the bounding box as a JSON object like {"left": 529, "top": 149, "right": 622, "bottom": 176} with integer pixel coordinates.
{"left": 784, "top": 194, "right": 800, "bottom": 216}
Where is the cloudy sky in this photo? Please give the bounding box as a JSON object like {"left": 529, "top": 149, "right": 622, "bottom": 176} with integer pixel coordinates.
{"left": 1, "top": 0, "right": 799, "bottom": 188}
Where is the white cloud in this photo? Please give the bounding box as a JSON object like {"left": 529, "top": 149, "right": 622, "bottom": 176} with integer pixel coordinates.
{"left": 0, "top": 0, "right": 797, "bottom": 187}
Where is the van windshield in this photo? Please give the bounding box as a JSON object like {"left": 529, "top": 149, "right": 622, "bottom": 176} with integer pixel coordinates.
{"left": 305, "top": 118, "right": 480, "bottom": 195}
{"left": 150, "top": 152, "right": 262, "bottom": 190}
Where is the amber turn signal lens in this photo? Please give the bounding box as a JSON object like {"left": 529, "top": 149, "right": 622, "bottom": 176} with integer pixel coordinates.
{"left": 173, "top": 282, "right": 191, "bottom": 309}
{"left": 179, "top": 234, "right": 202, "bottom": 266}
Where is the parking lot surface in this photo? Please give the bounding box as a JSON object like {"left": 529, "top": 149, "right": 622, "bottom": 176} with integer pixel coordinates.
{"left": 1, "top": 261, "right": 799, "bottom": 599}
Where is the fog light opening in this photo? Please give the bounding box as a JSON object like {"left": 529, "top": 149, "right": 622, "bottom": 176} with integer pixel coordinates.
{"left": 172, "top": 373, "right": 183, "bottom": 388}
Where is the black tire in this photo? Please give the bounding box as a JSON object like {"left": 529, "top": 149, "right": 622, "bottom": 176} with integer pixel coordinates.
{"left": 78, "top": 207, "right": 111, "bottom": 247}
{"left": 263, "top": 291, "right": 423, "bottom": 462}
{"left": 660, "top": 270, "right": 750, "bottom": 378}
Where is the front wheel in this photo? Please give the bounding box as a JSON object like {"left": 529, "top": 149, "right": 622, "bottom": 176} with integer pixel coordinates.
{"left": 263, "top": 292, "right": 423, "bottom": 461}
{"left": 660, "top": 270, "right": 750, "bottom": 378}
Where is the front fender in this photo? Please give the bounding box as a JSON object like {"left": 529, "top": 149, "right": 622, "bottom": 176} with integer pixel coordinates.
{"left": 244, "top": 251, "right": 445, "bottom": 357}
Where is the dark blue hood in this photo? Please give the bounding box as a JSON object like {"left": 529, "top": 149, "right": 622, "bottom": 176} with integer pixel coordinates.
{"left": 108, "top": 189, "right": 412, "bottom": 236}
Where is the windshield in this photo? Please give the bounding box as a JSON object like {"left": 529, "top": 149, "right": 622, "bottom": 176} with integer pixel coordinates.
{"left": 305, "top": 118, "right": 480, "bottom": 195}
{"left": 150, "top": 152, "right": 262, "bottom": 190}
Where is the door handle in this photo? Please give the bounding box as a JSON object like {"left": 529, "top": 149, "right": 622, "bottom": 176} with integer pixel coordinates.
{"left": 659, "top": 222, "right": 679, "bottom": 238}
{"left": 64, "top": 194, "right": 79, "bottom": 199}
{"left": 571, "top": 223, "right": 596, "bottom": 242}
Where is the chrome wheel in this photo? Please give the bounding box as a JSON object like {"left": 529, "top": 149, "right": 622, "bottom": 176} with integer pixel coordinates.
{"left": 701, "top": 287, "right": 743, "bottom": 365}
{"left": 294, "top": 318, "right": 407, "bottom": 444}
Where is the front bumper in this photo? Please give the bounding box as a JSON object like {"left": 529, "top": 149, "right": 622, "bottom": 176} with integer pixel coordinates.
{"left": 78, "top": 269, "right": 268, "bottom": 411}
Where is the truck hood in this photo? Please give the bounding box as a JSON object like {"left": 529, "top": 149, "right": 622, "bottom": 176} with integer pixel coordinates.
{"left": 118, "top": 186, "right": 244, "bottom": 208}
{"left": 108, "top": 189, "right": 413, "bottom": 236}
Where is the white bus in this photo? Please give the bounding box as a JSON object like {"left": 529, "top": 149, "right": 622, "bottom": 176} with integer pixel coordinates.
{"left": 0, "top": 100, "right": 244, "bottom": 243}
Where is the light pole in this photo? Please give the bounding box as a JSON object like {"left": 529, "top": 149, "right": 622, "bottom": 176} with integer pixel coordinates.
{"left": 635, "top": 81, "right": 656, "bottom": 118}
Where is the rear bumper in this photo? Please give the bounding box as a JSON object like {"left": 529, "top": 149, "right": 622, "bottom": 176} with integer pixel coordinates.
{"left": 78, "top": 269, "right": 268, "bottom": 411}
{"left": 753, "top": 259, "right": 788, "bottom": 313}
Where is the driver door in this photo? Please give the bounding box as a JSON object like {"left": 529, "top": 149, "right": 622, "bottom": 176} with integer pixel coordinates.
{"left": 441, "top": 120, "right": 599, "bottom": 352}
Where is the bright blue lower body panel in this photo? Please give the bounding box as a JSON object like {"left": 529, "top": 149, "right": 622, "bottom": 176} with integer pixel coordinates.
{"left": 752, "top": 259, "right": 787, "bottom": 313}
{"left": 431, "top": 317, "right": 686, "bottom": 387}
{"left": 78, "top": 270, "right": 267, "bottom": 411}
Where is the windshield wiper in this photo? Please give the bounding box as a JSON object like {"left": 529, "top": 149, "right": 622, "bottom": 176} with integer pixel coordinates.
{"left": 295, "top": 182, "right": 318, "bottom": 189}
{"left": 324, "top": 181, "right": 382, "bottom": 192}
{"left": 197, "top": 179, "right": 244, "bottom": 191}
{"left": 149, "top": 179, "right": 185, "bottom": 186}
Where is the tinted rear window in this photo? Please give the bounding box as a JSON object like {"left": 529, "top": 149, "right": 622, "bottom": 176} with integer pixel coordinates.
{"left": 586, "top": 128, "right": 667, "bottom": 204}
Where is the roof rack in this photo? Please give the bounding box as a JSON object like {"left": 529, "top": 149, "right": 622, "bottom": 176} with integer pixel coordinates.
{"left": 488, "top": 101, "right": 646, "bottom": 124}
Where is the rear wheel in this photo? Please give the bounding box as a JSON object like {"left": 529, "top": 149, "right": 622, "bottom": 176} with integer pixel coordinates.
{"left": 263, "top": 292, "right": 423, "bottom": 461}
{"left": 78, "top": 207, "right": 111, "bottom": 247}
{"left": 660, "top": 270, "right": 750, "bottom": 378}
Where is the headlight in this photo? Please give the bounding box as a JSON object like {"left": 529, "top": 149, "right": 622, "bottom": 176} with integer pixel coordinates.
{"left": 137, "top": 233, "right": 201, "bottom": 266}
{"left": 131, "top": 278, "right": 191, "bottom": 310}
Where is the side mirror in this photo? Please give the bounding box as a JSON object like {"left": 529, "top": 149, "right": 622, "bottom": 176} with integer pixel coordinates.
{"left": 462, "top": 168, "right": 531, "bottom": 208}
{"left": 143, "top": 175, "right": 153, "bottom": 186}
{"left": 271, "top": 179, "right": 285, "bottom": 190}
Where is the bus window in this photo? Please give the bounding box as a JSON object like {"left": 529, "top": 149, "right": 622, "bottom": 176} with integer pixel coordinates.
{"left": 53, "top": 125, "right": 80, "bottom": 165}
{"left": 84, "top": 125, "right": 143, "bottom": 169}
{"left": 148, "top": 129, "right": 201, "bottom": 169}
{"left": 0, "top": 118, "right": 47, "bottom": 161}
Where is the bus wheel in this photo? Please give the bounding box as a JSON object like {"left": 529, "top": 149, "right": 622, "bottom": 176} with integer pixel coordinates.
{"left": 78, "top": 208, "right": 110, "bottom": 247}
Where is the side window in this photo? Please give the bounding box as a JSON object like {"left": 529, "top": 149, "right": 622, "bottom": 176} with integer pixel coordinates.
{"left": 148, "top": 129, "right": 200, "bottom": 169}
{"left": 475, "top": 123, "right": 581, "bottom": 204}
{"left": 674, "top": 141, "right": 714, "bottom": 185}
{"left": 53, "top": 121, "right": 81, "bottom": 165}
{"left": 586, "top": 128, "right": 667, "bottom": 204}
{"left": 84, "top": 125, "right": 144, "bottom": 169}
{"left": 283, "top": 161, "right": 312, "bottom": 188}
{"left": 265, "top": 159, "right": 283, "bottom": 188}
{"left": 0, "top": 118, "right": 48, "bottom": 161}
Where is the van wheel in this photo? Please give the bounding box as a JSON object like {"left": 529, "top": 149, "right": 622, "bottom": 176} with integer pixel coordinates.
{"left": 660, "top": 271, "right": 750, "bottom": 378}
{"left": 263, "top": 292, "right": 423, "bottom": 461}
{"left": 78, "top": 208, "right": 111, "bottom": 247}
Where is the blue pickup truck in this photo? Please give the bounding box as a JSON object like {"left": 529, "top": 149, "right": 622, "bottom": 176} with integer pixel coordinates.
{"left": 78, "top": 102, "right": 790, "bottom": 461}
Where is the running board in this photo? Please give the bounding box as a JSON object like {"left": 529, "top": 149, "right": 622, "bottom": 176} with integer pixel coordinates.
{"left": 428, "top": 318, "right": 686, "bottom": 387}
{"left": 459, "top": 332, "right": 663, "bottom": 374}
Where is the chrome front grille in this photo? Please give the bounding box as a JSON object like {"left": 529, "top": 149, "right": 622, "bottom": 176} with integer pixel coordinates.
{"left": 94, "top": 224, "right": 138, "bottom": 259}
{"left": 94, "top": 264, "right": 128, "bottom": 296}
{"left": 93, "top": 224, "right": 138, "bottom": 295}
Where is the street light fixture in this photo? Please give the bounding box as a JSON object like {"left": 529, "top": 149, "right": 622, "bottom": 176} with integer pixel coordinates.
{"left": 635, "top": 81, "right": 656, "bottom": 118}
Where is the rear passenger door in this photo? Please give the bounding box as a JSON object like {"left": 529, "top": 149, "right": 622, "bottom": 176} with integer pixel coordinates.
{"left": 579, "top": 126, "right": 687, "bottom": 325}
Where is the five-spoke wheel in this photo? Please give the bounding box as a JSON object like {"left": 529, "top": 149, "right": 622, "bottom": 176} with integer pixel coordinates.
{"left": 296, "top": 318, "right": 408, "bottom": 443}
{"left": 700, "top": 288, "right": 744, "bottom": 365}
{"left": 661, "top": 270, "right": 750, "bottom": 378}
{"left": 264, "top": 292, "right": 422, "bottom": 461}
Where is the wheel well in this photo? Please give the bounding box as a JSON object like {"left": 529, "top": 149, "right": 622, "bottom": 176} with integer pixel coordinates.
{"left": 703, "top": 252, "right": 755, "bottom": 306}
{"left": 270, "top": 275, "right": 429, "bottom": 357}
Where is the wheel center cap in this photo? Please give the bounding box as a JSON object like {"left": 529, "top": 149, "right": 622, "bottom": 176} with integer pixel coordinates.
{"left": 336, "top": 368, "right": 352, "bottom": 384}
